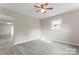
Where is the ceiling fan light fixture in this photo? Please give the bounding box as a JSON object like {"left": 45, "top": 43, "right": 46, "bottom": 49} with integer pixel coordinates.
{"left": 40, "top": 9, "right": 46, "bottom": 13}
{"left": 34, "top": 3, "right": 53, "bottom": 13}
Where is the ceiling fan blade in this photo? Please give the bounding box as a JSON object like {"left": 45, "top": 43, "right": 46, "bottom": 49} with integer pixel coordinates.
{"left": 40, "top": 4, "right": 44, "bottom": 8}
{"left": 34, "top": 5, "right": 40, "bottom": 8}
{"left": 44, "top": 11, "right": 46, "bottom": 13}
{"left": 45, "top": 3, "right": 48, "bottom": 6}
{"left": 44, "top": 3, "right": 48, "bottom": 8}
{"left": 47, "top": 8, "right": 53, "bottom": 9}
{"left": 41, "top": 3, "right": 48, "bottom": 8}
{"left": 35, "top": 10, "right": 41, "bottom": 12}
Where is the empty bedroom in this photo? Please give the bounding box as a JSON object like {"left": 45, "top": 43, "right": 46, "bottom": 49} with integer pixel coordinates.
{"left": 0, "top": 3, "right": 79, "bottom": 55}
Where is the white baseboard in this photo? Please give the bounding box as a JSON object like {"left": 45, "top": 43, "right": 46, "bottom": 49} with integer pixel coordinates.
{"left": 13, "top": 39, "right": 37, "bottom": 45}
{"left": 13, "top": 38, "right": 79, "bottom": 47}
{"left": 53, "top": 40, "right": 79, "bottom": 46}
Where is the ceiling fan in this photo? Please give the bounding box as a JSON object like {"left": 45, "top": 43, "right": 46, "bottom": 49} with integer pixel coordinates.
{"left": 34, "top": 3, "right": 53, "bottom": 13}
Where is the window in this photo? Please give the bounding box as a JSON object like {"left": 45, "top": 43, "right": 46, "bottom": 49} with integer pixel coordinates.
{"left": 51, "top": 18, "right": 62, "bottom": 31}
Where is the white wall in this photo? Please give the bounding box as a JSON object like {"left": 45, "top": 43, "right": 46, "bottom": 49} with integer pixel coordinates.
{"left": 41, "top": 10, "right": 79, "bottom": 46}
{"left": 14, "top": 14, "right": 41, "bottom": 44}
{"left": 0, "top": 8, "right": 41, "bottom": 44}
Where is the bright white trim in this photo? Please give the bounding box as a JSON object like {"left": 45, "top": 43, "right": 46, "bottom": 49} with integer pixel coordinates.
{"left": 13, "top": 38, "right": 40, "bottom": 45}
{"left": 53, "top": 40, "right": 79, "bottom": 46}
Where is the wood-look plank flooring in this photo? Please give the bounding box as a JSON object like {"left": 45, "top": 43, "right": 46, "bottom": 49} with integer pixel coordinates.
{"left": 0, "top": 39, "right": 79, "bottom": 55}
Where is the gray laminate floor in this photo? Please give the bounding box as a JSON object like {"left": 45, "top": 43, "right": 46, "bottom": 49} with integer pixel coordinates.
{"left": 0, "top": 39, "right": 79, "bottom": 55}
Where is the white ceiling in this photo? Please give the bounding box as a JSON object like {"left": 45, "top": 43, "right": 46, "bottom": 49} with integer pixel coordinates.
{"left": 0, "top": 3, "right": 79, "bottom": 19}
